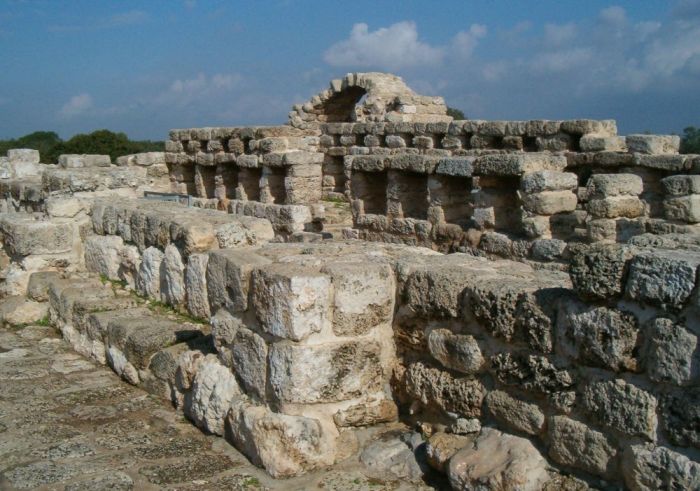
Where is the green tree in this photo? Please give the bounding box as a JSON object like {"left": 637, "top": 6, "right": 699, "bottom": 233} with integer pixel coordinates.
{"left": 681, "top": 126, "right": 700, "bottom": 154}
{"left": 447, "top": 106, "right": 466, "bottom": 120}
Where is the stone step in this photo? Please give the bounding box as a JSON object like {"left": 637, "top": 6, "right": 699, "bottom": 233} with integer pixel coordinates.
{"left": 40, "top": 272, "right": 212, "bottom": 398}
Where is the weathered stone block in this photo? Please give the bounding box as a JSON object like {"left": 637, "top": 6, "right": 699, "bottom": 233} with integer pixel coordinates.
{"left": 490, "top": 353, "right": 572, "bottom": 393}
{"left": 520, "top": 171, "right": 577, "bottom": 194}
{"left": 135, "top": 247, "right": 164, "bottom": 299}
{"left": 206, "top": 249, "right": 271, "bottom": 313}
{"left": 268, "top": 340, "right": 383, "bottom": 404}
{"left": 231, "top": 327, "right": 267, "bottom": 401}
{"left": 0, "top": 216, "right": 75, "bottom": 256}
{"left": 557, "top": 304, "right": 639, "bottom": 371}
{"left": 427, "top": 328, "right": 484, "bottom": 375}
{"left": 448, "top": 428, "right": 549, "bottom": 491}
{"left": 582, "top": 379, "right": 657, "bottom": 440}
{"left": 645, "top": 317, "right": 698, "bottom": 386}
{"left": 185, "top": 356, "right": 241, "bottom": 436}
{"left": 625, "top": 249, "right": 700, "bottom": 309}
{"left": 587, "top": 173, "right": 643, "bottom": 199}
{"left": 660, "top": 387, "right": 700, "bottom": 448}
{"left": 548, "top": 416, "right": 617, "bottom": 478}
{"left": 252, "top": 263, "right": 330, "bottom": 341}
{"left": 569, "top": 243, "right": 634, "bottom": 301}
{"left": 226, "top": 403, "right": 334, "bottom": 478}
{"left": 321, "top": 261, "right": 394, "bottom": 336}
{"left": 486, "top": 390, "right": 545, "bottom": 436}
{"left": 475, "top": 153, "right": 567, "bottom": 176}
{"left": 661, "top": 175, "right": 700, "bottom": 196}
{"left": 403, "top": 361, "right": 485, "bottom": 417}
{"left": 587, "top": 196, "right": 645, "bottom": 218}
{"left": 623, "top": 444, "right": 700, "bottom": 491}
{"left": 579, "top": 134, "right": 627, "bottom": 152}
{"left": 627, "top": 134, "right": 680, "bottom": 155}
{"left": 664, "top": 195, "right": 700, "bottom": 223}
{"left": 521, "top": 190, "right": 577, "bottom": 215}
{"left": 184, "top": 253, "right": 210, "bottom": 320}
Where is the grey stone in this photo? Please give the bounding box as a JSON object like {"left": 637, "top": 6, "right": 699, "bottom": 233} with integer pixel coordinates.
{"left": 582, "top": 379, "right": 657, "bottom": 440}
{"left": 645, "top": 317, "right": 698, "bottom": 385}
{"left": 427, "top": 328, "right": 484, "bottom": 375}
{"left": 623, "top": 444, "right": 700, "bottom": 491}
{"left": 448, "top": 427, "right": 550, "bottom": 491}
{"left": 548, "top": 416, "right": 617, "bottom": 478}
{"left": 486, "top": 390, "right": 545, "bottom": 435}
{"left": 626, "top": 249, "right": 700, "bottom": 310}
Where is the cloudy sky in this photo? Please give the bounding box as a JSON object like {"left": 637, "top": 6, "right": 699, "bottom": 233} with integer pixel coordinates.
{"left": 1, "top": 0, "right": 699, "bottom": 140}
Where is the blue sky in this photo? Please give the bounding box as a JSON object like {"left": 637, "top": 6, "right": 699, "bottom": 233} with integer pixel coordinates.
{"left": 1, "top": 0, "right": 699, "bottom": 140}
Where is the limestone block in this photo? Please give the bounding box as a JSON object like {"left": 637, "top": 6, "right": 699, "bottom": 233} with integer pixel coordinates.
{"left": 582, "top": 379, "right": 657, "bottom": 441}
{"left": 548, "top": 416, "right": 617, "bottom": 478}
{"left": 490, "top": 353, "right": 572, "bottom": 394}
{"left": 186, "top": 356, "right": 241, "bottom": 436}
{"left": 268, "top": 340, "right": 383, "bottom": 404}
{"left": 135, "top": 247, "right": 164, "bottom": 299}
{"left": 161, "top": 244, "right": 185, "bottom": 306}
{"left": 206, "top": 249, "right": 271, "bottom": 313}
{"left": 569, "top": 243, "right": 634, "bottom": 301}
{"left": 448, "top": 428, "right": 549, "bottom": 491}
{"left": 58, "top": 154, "right": 111, "bottom": 168}
{"left": 645, "top": 317, "right": 698, "bottom": 386}
{"left": 321, "top": 261, "right": 394, "bottom": 336}
{"left": 427, "top": 328, "right": 484, "bottom": 375}
{"left": 557, "top": 304, "right": 639, "bottom": 371}
{"left": 251, "top": 263, "right": 331, "bottom": 341}
{"left": 426, "top": 432, "right": 474, "bottom": 472}
{"left": 623, "top": 444, "right": 700, "bottom": 491}
{"left": 661, "top": 175, "right": 700, "bottom": 196}
{"left": 579, "top": 134, "right": 627, "bottom": 152}
{"left": 106, "top": 346, "right": 140, "bottom": 384}
{"left": 475, "top": 153, "right": 567, "bottom": 176}
{"left": 0, "top": 216, "right": 75, "bottom": 256}
{"left": 359, "top": 432, "right": 426, "bottom": 482}
{"left": 0, "top": 296, "right": 48, "bottom": 326}
{"left": 521, "top": 190, "right": 577, "bottom": 215}
{"left": 587, "top": 173, "right": 643, "bottom": 198}
{"left": 627, "top": 134, "right": 680, "bottom": 154}
{"left": 333, "top": 399, "right": 398, "bottom": 427}
{"left": 435, "top": 157, "right": 475, "bottom": 177}
{"left": 634, "top": 154, "right": 689, "bottom": 171}
{"left": 625, "top": 249, "right": 700, "bottom": 309}
{"left": 26, "top": 271, "right": 62, "bottom": 302}
{"left": 7, "top": 148, "right": 40, "bottom": 164}
{"left": 536, "top": 133, "right": 572, "bottom": 151}
{"left": 84, "top": 235, "right": 124, "bottom": 280}
{"left": 46, "top": 197, "right": 87, "bottom": 218}
{"left": 531, "top": 238, "right": 566, "bottom": 260}
{"left": 521, "top": 215, "right": 551, "bottom": 239}
{"left": 587, "top": 217, "right": 645, "bottom": 243}
{"left": 226, "top": 403, "right": 334, "bottom": 478}
{"left": 403, "top": 361, "right": 485, "bottom": 417}
{"left": 184, "top": 253, "right": 210, "bottom": 320}
{"left": 660, "top": 387, "right": 700, "bottom": 448}
{"left": 560, "top": 119, "right": 617, "bottom": 136}
{"left": 587, "top": 196, "right": 645, "bottom": 218}
{"left": 485, "top": 390, "right": 545, "bottom": 436}
{"left": 520, "top": 171, "right": 577, "bottom": 194}
{"left": 664, "top": 195, "right": 700, "bottom": 223}
{"left": 231, "top": 327, "right": 268, "bottom": 401}
{"left": 385, "top": 135, "right": 406, "bottom": 148}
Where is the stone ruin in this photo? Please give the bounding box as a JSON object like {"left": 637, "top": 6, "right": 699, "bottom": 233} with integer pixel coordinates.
{"left": 1, "top": 72, "right": 699, "bottom": 489}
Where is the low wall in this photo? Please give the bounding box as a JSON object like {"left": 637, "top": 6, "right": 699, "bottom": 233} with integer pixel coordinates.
{"left": 79, "top": 196, "right": 700, "bottom": 487}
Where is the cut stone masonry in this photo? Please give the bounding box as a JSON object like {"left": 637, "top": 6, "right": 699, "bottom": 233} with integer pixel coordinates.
{"left": 1, "top": 72, "right": 700, "bottom": 490}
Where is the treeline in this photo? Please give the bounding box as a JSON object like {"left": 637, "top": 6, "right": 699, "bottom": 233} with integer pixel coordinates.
{"left": 0, "top": 130, "right": 164, "bottom": 164}
{"left": 681, "top": 127, "right": 700, "bottom": 154}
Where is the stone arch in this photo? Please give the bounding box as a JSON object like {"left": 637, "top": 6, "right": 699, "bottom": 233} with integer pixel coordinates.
{"left": 288, "top": 72, "right": 451, "bottom": 130}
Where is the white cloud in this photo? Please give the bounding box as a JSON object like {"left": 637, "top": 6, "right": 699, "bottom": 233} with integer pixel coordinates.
{"left": 157, "top": 72, "right": 243, "bottom": 107}
{"left": 451, "top": 24, "right": 487, "bottom": 59}
{"left": 58, "top": 93, "right": 93, "bottom": 118}
{"left": 323, "top": 21, "right": 444, "bottom": 70}
{"left": 544, "top": 22, "right": 577, "bottom": 45}
{"left": 531, "top": 47, "right": 592, "bottom": 73}
{"left": 600, "top": 6, "right": 627, "bottom": 26}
